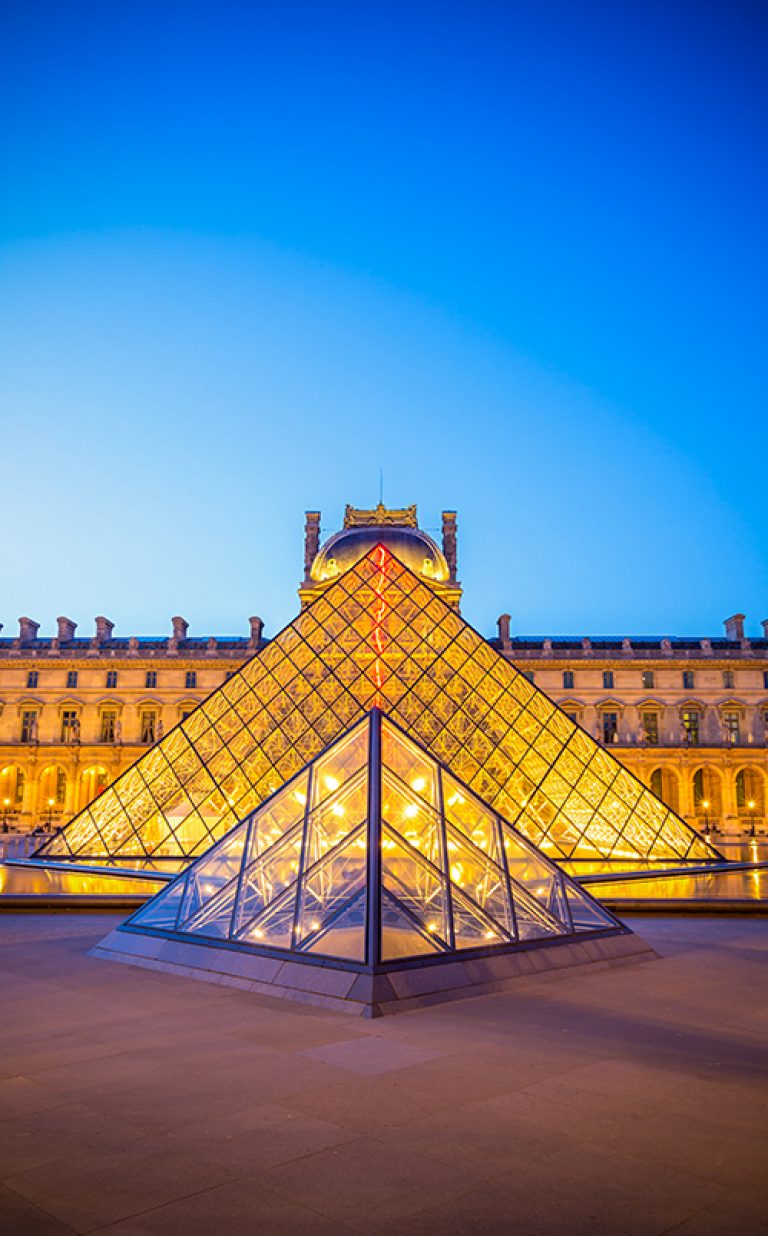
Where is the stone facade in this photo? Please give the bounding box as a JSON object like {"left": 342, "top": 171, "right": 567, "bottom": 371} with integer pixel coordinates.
{"left": 1, "top": 508, "right": 765, "bottom": 836}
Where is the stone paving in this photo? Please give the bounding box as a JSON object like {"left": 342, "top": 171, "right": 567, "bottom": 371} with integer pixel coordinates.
{"left": 0, "top": 913, "right": 766, "bottom": 1235}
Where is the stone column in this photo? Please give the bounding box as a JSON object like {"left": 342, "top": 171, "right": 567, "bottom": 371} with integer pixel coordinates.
{"left": 441, "top": 511, "right": 458, "bottom": 581}
{"left": 304, "top": 512, "right": 321, "bottom": 582}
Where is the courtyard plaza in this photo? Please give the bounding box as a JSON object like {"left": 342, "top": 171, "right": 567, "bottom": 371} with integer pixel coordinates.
{"left": 0, "top": 912, "right": 766, "bottom": 1235}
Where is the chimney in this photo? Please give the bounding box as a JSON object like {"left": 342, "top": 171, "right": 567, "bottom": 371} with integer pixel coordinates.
{"left": 94, "top": 616, "right": 114, "bottom": 644}
{"left": 724, "top": 614, "right": 745, "bottom": 641}
{"left": 497, "top": 614, "right": 511, "bottom": 648}
{"left": 57, "top": 616, "right": 77, "bottom": 641}
{"left": 171, "top": 616, "right": 189, "bottom": 641}
{"left": 762, "top": 619, "right": 768, "bottom": 640}
{"left": 304, "top": 511, "right": 321, "bottom": 581}
{"left": 18, "top": 617, "right": 40, "bottom": 643}
{"left": 249, "top": 616, "right": 264, "bottom": 647}
{"left": 442, "top": 510, "right": 458, "bottom": 581}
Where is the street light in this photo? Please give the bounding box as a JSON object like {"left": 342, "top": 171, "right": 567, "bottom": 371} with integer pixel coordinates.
{"left": 1, "top": 797, "right": 10, "bottom": 833}
{"left": 748, "top": 799, "right": 757, "bottom": 837}
{"left": 44, "top": 797, "right": 55, "bottom": 829}
{"left": 702, "top": 799, "right": 710, "bottom": 836}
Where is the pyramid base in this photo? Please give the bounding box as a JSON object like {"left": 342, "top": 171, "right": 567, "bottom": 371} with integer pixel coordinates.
{"left": 90, "top": 928, "right": 656, "bottom": 1017}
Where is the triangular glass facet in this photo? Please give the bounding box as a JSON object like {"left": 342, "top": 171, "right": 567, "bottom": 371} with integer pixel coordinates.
{"left": 37, "top": 548, "right": 720, "bottom": 873}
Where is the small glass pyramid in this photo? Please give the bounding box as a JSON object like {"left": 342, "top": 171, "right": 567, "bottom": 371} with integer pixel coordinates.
{"left": 123, "top": 711, "right": 621, "bottom": 964}
{"left": 36, "top": 546, "right": 721, "bottom": 872}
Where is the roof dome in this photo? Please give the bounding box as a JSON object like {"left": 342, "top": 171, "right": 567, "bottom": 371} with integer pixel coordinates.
{"left": 310, "top": 525, "right": 450, "bottom": 584}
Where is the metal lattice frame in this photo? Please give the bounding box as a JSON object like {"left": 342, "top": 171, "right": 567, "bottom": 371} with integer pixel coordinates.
{"left": 36, "top": 546, "right": 721, "bottom": 868}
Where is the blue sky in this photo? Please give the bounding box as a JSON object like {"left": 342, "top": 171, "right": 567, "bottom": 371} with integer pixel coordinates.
{"left": 1, "top": 1, "right": 766, "bottom": 641}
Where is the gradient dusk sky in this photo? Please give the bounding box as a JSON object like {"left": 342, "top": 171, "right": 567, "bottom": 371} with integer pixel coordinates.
{"left": 1, "top": 1, "right": 766, "bottom": 641}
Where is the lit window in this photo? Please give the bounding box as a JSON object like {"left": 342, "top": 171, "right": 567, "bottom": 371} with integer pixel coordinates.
{"left": 60, "top": 710, "right": 79, "bottom": 742}
{"left": 55, "top": 768, "right": 66, "bottom": 805}
{"left": 106, "top": 670, "right": 118, "bottom": 688}
{"left": 66, "top": 670, "right": 78, "bottom": 689}
{"left": 683, "top": 670, "right": 695, "bottom": 690}
{"left": 20, "top": 710, "right": 38, "bottom": 743}
{"left": 642, "top": 670, "right": 654, "bottom": 690}
{"left": 185, "top": 670, "right": 197, "bottom": 689}
{"left": 723, "top": 670, "right": 734, "bottom": 690}
{"left": 722, "top": 712, "right": 740, "bottom": 744}
{"left": 562, "top": 670, "right": 574, "bottom": 689}
{"left": 145, "top": 671, "right": 157, "bottom": 688}
{"left": 602, "top": 712, "right": 618, "bottom": 743}
{"left": 26, "top": 670, "right": 39, "bottom": 688}
{"left": 140, "top": 711, "right": 156, "bottom": 744}
{"left": 602, "top": 671, "right": 614, "bottom": 689}
{"left": 100, "top": 710, "right": 117, "bottom": 743}
{"left": 681, "top": 710, "right": 700, "bottom": 745}
{"left": 641, "top": 712, "right": 659, "bottom": 745}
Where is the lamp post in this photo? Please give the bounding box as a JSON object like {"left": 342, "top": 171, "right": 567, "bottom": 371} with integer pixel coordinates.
{"left": 44, "top": 797, "right": 55, "bottom": 830}
{"left": 702, "top": 799, "right": 710, "bottom": 836}
{"left": 1, "top": 797, "right": 10, "bottom": 833}
{"left": 748, "top": 800, "right": 757, "bottom": 837}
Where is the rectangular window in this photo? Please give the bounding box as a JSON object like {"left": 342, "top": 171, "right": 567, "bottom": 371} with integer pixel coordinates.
{"left": 20, "top": 710, "right": 38, "bottom": 743}
{"left": 602, "top": 712, "right": 618, "bottom": 743}
{"left": 723, "top": 711, "right": 740, "bottom": 744}
{"left": 185, "top": 670, "right": 197, "bottom": 689}
{"left": 60, "top": 710, "right": 79, "bottom": 742}
{"left": 140, "top": 710, "right": 156, "bottom": 744}
{"left": 564, "top": 711, "right": 579, "bottom": 724}
{"left": 722, "top": 670, "right": 734, "bottom": 690}
{"left": 522, "top": 670, "right": 535, "bottom": 683}
{"left": 764, "top": 671, "right": 768, "bottom": 690}
{"left": 66, "top": 670, "right": 78, "bottom": 689}
{"left": 642, "top": 670, "right": 654, "bottom": 690}
{"left": 26, "top": 670, "right": 39, "bottom": 688}
{"left": 682, "top": 670, "right": 695, "bottom": 690}
{"left": 602, "top": 670, "right": 614, "bottom": 689}
{"left": 145, "top": 671, "right": 157, "bottom": 688}
{"left": 641, "top": 711, "right": 659, "bottom": 745}
{"left": 562, "top": 670, "right": 574, "bottom": 689}
{"left": 681, "top": 710, "right": 700, "bottom": 745}
{"left": 100, "top": 710, "right": 117, "bottom": 743}
{"left": 106, "top": 670, "right": 118, "bottom": 688}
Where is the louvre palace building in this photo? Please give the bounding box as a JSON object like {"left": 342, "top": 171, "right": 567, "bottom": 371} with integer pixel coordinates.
{"left": 1, "top": 504, "right": 766, "bottom": 839}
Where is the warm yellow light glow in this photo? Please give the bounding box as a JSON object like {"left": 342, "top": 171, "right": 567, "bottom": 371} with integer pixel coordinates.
{"left": 411, "top": 777, "right": 426, "bottom": 792}
{"left": 447, "top": 792, "right": 464, "bottom": 806}
{"left": 253, "top": 928, "right": 264, "bottom": 939}
{"left": 403, "top": 803, "right": 418, "bottom": 818}
{"left": 324, "top": 775, "right": 340, "bottom": 792}
{"left": 332, "top": 803, "right": 345, "bottom": 817}
{"left": 702, "top": 800, "right": 710, "bottom": 810}
{"left": 427, "top": 921, "right": 437, "bottom": 932}
{"left": 48, "top": 798, "right": 54, "bottom": 806}
{"left": 294, "top": 791, "right": 307, "bottom": 805}
{"left": 748, "top": 800, "right": 756, "bottom": 810}
{"left": 484, "top": 930, "right": 495, "bottom": 940}
{"left": 311, "top": 920, "right": 320, "bottom": 930}
{"left": 227, "top": 797, "right": 235, "bottom": 806}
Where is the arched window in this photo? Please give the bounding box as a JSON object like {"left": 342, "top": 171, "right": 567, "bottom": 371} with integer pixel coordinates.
{"left": 735, "top": 768, "right": 765, "bottom": 816}
{"left": 80, "top": 766, "right": 109, "bottom": 807}
{"left": 38, "top": 766, "right": 67, "bottom": 812}
{"left": 692, "top": 767, "right": 722, "bottom": 818}
{"left": 650, "top": 767, "right": 679, "bottom": 813}
{"left": 0, "top": 765, "right": 25, "bottom": 813}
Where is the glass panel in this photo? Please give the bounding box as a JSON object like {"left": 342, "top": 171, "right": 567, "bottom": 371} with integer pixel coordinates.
{"left": 501, "top": 823, "right": 570, "bottom": 925}
{"left": 130, "top": 879, "right": 184, "bottom": 929}
{"left": 565, "top": 883, "right": 617, "bottom": 931}
{"left": 231, "top": 825, "right": 304, "bottom": 937}
{"left": 451, "top": 884, "right": 511, "bottom": 949}
{"left": 304, "top": 889, "right": 366, "bottom": 961}
{"left": 381, "top": 720, "right": 439, "bottom": 808}
{"left": 381, "top": 770, "right": 443, "bottom": 868}
{"left": 381, "top": 825, "right": 450, "bottom": 947}
{"left": 295, "top": 828, "right": 367, "bottom": 953}
{"left": 380, "top": 890, "right": 443, "bottom": 960}
{"left": 444, "top": 824, "right": 514, "bottom": 937}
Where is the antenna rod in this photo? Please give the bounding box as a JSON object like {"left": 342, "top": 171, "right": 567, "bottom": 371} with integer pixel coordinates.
{"left": 379, "top": 467, "right": 384, "bottom": 505}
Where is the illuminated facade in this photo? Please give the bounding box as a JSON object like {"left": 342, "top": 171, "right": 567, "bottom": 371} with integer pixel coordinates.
{"left": 36, "top": 522, "right": 717, "bottom": 871}
{"left": 1, "top": 506, "right": 765, "bottom": 837}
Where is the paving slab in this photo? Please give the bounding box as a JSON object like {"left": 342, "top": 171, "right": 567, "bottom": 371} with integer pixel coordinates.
{"left": 0, "top": 913, "right": 766, "bottom": 1236}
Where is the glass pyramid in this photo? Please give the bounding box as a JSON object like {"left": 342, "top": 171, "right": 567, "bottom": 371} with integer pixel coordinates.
{"left": 123, "top": 711, "right": 622, "bottom": 963}
{"left": 36, "top": 546, "right": 720, "bottom": 869}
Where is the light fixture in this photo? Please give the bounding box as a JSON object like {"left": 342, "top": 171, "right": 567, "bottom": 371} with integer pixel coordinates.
{"left": 324, "top": 775, "right": 339, "bottom": 792}
{"left": 403, "top": 803, "right": 418, "bottom": 818}
{"left": 332, "top": 803, "right": 345, "bottom": 817}
{"left": 411, "top": 777, "right": 426, "bottom": 793}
